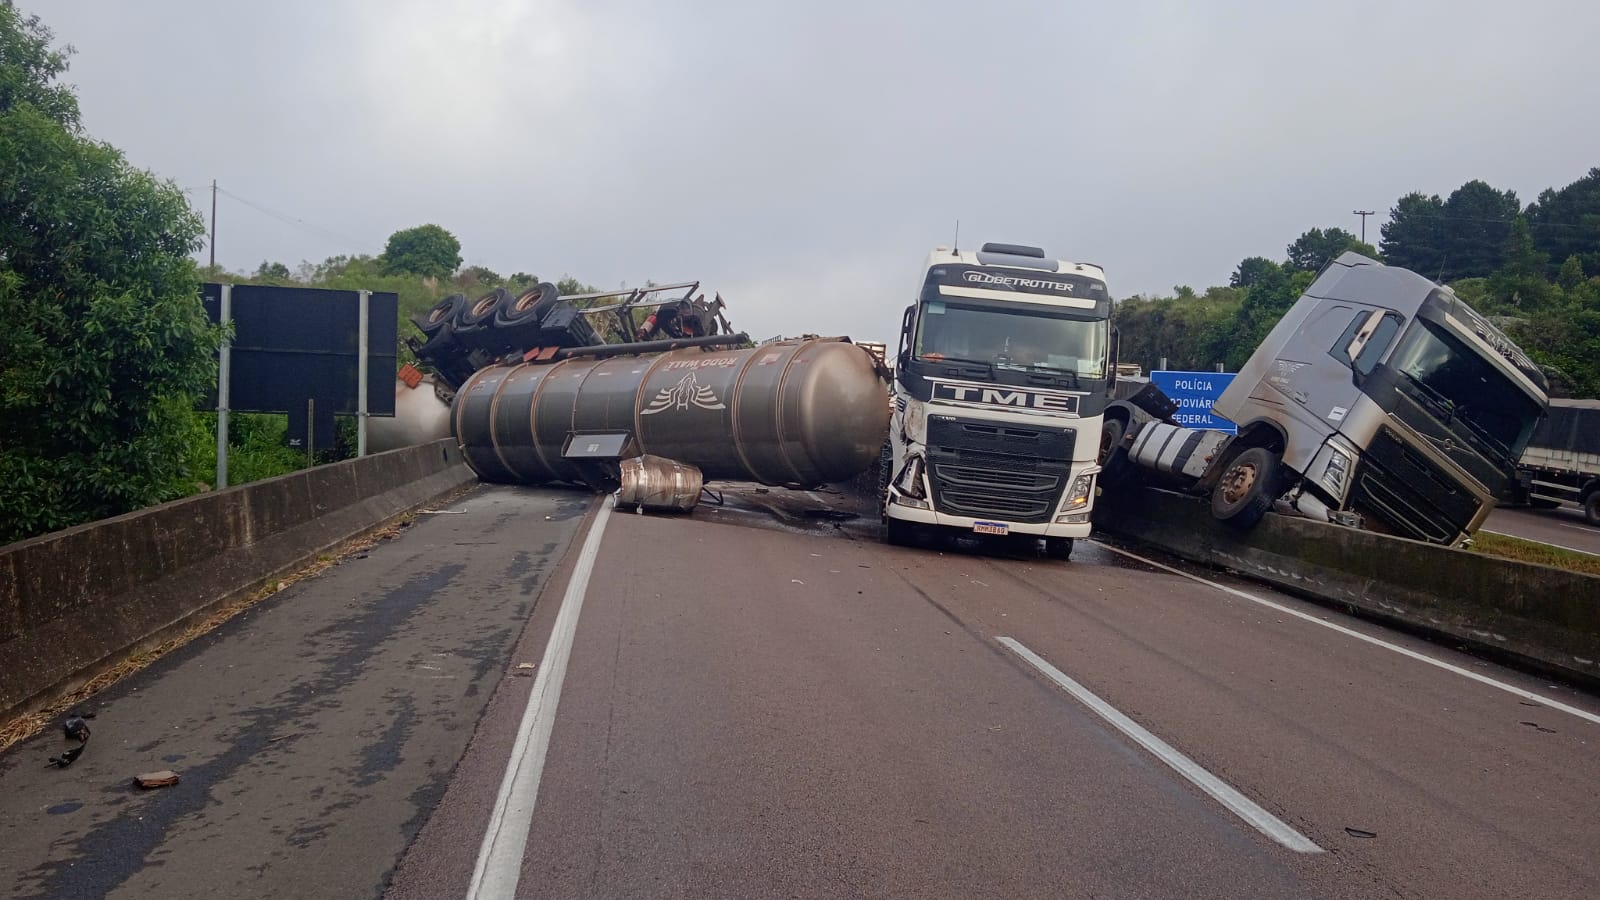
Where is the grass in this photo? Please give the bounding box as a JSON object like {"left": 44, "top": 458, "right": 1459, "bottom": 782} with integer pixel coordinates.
{"left": 1470, "top": 529, "right": 1600, "bottom": 577}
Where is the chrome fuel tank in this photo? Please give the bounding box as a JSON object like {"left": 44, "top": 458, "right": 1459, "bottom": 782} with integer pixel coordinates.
{"left": 453, "top": 340, "right": 889, "bottom": 486}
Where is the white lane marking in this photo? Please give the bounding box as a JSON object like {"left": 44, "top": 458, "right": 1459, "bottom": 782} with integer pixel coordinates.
{"left": 998, "top": 637, "right": 1323, "bottom": 854}
{"left": 467, "top": 500, "right": 613, "bottom": 900}
{"left": 1481, "top": 528, "right": 1598, "bottom": 557}
{"left": 1093, "top": 541, "right": 1600, "bottom": 727}
{"left": 1559, "top": 522, "right": 1598, "bottom": 536}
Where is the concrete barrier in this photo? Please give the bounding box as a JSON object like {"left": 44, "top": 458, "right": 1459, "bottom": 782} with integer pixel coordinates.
{"left": 1093, "top": 487, "right": 1600, "bottom": 688}
{"left": 0, "top": 440, "right": 477, "bottom": 721}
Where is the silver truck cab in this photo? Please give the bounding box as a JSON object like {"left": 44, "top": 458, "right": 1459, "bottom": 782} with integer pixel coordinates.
{"left": 1211, "top": 251, "right": 1549, "bottom": 543}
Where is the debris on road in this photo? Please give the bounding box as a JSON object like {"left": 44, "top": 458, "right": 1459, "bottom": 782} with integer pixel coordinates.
{"left": 134, "top": 770, "right": 180, "bottom": 789}
{"left": 1344, "top": 827, "right": 1377, "bottom": 839}
{"left": 46, "top": 714, "right": 92, "bottom": 768}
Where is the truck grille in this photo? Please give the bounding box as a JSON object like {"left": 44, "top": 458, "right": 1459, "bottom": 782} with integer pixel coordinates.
{"left": 1349, "top": 427, "right": 1480, "bottom": 544}
{"left": 925, "top": 416, "right": 1073, "bottom": 524}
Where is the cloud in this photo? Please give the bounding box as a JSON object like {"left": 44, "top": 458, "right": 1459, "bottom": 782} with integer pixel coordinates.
{"left": 39, "top": 0, "right": 1600, "bottom": 336}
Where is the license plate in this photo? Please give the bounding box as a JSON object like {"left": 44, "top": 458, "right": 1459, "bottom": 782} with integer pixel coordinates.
{"left": 972, "top": 521, "right": 1009, "bottom": 535}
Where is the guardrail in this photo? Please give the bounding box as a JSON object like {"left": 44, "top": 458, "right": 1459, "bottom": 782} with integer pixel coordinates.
{"left": 0, "top": 440, "right": 476, "bottom": 722}
{"left": 1094, "top": 487, "right": 1600, "bottom": 689}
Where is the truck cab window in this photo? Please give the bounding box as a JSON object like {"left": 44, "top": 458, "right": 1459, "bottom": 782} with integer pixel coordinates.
{"left": 1332, "top": 310, "right": 1402, "bottom": 376}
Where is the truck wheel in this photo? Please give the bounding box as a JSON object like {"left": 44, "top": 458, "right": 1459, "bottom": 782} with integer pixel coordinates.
{"left": 1098, "top": 417, "right": 1136, "bottom": 488}
{"left": 1585, "top": 492, "right": 1600, "bottom": 527}
{"left": 1210, "top": 447, "right": 1280, "bottom": 531}
{"left": 1044, "top": 537, "right": 1073, "bottom": 560}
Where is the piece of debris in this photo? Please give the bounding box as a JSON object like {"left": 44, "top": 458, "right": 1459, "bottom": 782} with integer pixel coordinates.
{"left": 1520, "top": 721, "right": 1557, "bottom": 734}
{"left": 513, "top": 662, "right": 537, "bottom": 677}
{"left": 419, "top": 509, "right": 466, "bottom": 515}
{"left": 1343, "top": 827, "right": 1376, "bottom": 839}
{"left": 134, "top": 771, "right": 180, "bottom": 789}
{"left": 803, "top": 509, "right": 857, "bottom": 521}
{"left": 791, "top": 579, "right": 805, "bottom": 585}
{"left": 47, "top": 714, "right": 93, "bottom": 768}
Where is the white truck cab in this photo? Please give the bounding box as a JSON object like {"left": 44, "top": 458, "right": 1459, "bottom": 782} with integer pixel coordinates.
{"left": 880, "top": 243, "right": 1114, "bottom": 558}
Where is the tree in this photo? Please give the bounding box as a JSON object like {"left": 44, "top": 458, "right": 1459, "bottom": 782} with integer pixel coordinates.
{"left": 254, "top": 260, "right": 291, "bottom": 280}
{"left": 1230, "top": 256, "right": 1281, "bottom": 288}
{"left": 1439, "top": 180, "right": 1521, "bottom": 280}
{"left": 1526, "top": 168, "right": 1600, "bottom": 277}
{"left": 1557, "top": 255, "right": 1586, "bottom": 292}
{"left": 1488, "top": 217, "right": 1552, "bottom": 309}
{"left": 0, "top": 4, "right": 216, "bottom": 542}
{"left": 379, "top": 224, "right": 461, "bottom": 279}
{"left": 1285, "top": 227, "right": 1367, "bottom": 272}
{"left": 1380, "top": 192, "right": 1447, "bottom": 276}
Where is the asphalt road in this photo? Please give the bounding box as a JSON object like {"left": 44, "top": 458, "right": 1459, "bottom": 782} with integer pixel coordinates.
{"left": 1484, "top": 505, "right": 1600, "bottom": 556}
{"left": 4, "top": 483, "right": 1598, "bottom": 899}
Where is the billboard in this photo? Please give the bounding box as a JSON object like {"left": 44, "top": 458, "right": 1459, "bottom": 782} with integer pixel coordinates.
{"left": 1150, "top": 370, "right": 1237, "bottom": 434}
{"left": 201, "top": 284, "right": 398, "bottom": 449}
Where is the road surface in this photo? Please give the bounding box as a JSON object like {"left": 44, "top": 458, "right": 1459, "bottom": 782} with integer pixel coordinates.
{"left": 1484, "top": 505, "right": 1600, "bottom": 556}
{"left": 2, "top": 483, "right": 1597, "bottom": 899}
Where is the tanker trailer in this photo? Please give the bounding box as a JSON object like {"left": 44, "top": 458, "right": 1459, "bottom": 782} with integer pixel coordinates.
{"left": 452, "top": 338, "right": 890, "bottom": 493}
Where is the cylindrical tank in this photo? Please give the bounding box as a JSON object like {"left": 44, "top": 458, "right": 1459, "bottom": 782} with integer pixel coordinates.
{"left": 616, "top": 456, "right": 704, "bottom": 512}
{"left": 368, "top": 375, "right": 454, "bottom": 453}
{"left": 453, "top": 340, "right": 889, "bottom": 487}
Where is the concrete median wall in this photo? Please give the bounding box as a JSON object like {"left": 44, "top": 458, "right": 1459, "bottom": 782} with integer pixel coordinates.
{"left": 0, "top": 440, "right": 477, "bottom": 721}
{"left": 1094, "top": 487, "right": 1600, "bottom": 688}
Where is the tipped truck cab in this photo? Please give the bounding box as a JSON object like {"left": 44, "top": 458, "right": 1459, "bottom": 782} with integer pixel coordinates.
{"left": 1108, "top": 252, "right": 1550, "bottom": 545}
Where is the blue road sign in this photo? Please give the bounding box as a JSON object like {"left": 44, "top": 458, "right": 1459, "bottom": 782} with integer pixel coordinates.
{"left": 1150, "top": 371, "right": 1238, "bottom": 434}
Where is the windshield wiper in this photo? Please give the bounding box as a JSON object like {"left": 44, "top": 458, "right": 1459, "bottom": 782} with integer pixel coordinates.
{"left": 1399, "top": 371, "right": 1456, "bottom": 424}
{"left": 921, "top": 355, "right": 994, "bottom": 376}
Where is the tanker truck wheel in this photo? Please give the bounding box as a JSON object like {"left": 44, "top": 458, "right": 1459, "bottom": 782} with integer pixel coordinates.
{"left": 1585, "top": 491, "right": 1600, "bottom": 527}
{"left": 1210, "top": 447, "right": 1280, "bottom": 531}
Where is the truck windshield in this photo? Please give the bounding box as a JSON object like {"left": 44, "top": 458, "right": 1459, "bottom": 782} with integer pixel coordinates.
{"left": 1388, "top": 320, "right": 1543, "bottom": 458}
{"left": 914, "top": 300, "right": 1107, "bottom": 378}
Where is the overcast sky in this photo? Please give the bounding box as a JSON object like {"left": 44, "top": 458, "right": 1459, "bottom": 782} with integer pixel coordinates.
{"left": 42, "top": 0, "right": 1600, "bottom": 343}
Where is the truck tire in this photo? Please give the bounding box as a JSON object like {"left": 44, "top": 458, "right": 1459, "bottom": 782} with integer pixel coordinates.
{"left": 1044, "top": 537, "right": 1074, "bottom": 560}
{"left": 456, "top": 288, "right": 512, "bottom": 329}
{"left": 1098, "top": 416, "right": 1136, "bottom": 488}
{"left": 414, "top": 293, "right": 466, "bottom": 337}
{"left": 496, "top": 281, "right": 560, "bottom": 328}
{"left": 1210, "top": 447, "right": 1280, "bottom": 531}
{"left": 877, "top": 441, "right": 918, "bottom": 547}
{"left": 1585, "top": 492, "right": 1600, "bottom": 527}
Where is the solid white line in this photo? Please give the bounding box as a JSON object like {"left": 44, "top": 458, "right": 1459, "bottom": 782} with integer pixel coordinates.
{"left": 1092, "top": 541, "right": 1600, "bottom": 728}
{"left": 1559, "top": 522, "right": 1598, "bottom": 536}
{"left": 997, "top": 637, "right": 1323, "bottom": 854}
{"left": 1481, "top": 528, "right": 1598, "bottom": 557}
{"left": 467, "top": 500, "right": 613, "bottom": 900}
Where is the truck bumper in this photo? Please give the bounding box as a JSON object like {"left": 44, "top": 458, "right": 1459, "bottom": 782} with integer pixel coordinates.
{"left": 884, "top": 490, "right": 1093, "bottom": 538}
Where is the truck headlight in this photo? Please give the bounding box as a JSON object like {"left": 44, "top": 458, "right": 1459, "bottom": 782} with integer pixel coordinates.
{"left": 894, "top": 456, "right": 927, "bottom": 499}
{"left": 1319, "top": 447, "right": 1351, "bottom": 497}
{"left": 1057, "top": 474, "right": 1095, "bottom": 518}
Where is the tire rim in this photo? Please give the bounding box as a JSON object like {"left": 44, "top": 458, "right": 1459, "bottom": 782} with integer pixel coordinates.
{"left": 1219, "top": 461, "right": 1257, "bottom": 505}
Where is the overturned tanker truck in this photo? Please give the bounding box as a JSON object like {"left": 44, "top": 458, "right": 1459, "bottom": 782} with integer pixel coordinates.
{"left": 389, "top": 279, "right": 891, "bottom": 511}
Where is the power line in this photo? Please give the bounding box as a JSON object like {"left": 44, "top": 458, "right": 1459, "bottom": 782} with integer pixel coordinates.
{"left": 213, "top": 186, "right": 376, "bottom": 254}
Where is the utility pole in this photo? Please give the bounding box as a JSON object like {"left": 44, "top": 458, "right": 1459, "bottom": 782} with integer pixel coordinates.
{"left": 1353, "top": 209, "right": 1375, "bottom": 244}
{"left": 209, "top": 180, "right": 218, "bottom": 269}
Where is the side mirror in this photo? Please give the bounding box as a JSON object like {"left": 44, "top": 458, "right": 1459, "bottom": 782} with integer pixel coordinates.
{"left": 897, "top": 305, "right": 914, "bottom": 368}
{"left": 1109, "top": 327, "right": 1121, "bottom": 392}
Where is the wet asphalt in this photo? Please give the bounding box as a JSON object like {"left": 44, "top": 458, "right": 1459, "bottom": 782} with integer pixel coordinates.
{"left": 4, "top": 482, "right": 1599, "bottom": 899}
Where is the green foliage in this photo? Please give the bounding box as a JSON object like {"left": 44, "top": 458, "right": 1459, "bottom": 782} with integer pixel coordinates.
{"left": 0, "top": 2, "right": 77, "bottom": 128}
{"left": 1285, "top": 227, "right": 1369, "bottom": 272}
{"left": 1229, "top": 256, "right": 1280, "bottom": 288}
{"left": 0, "top": 6, "right": 217, "bottom": 543}
{"left": 1113, "top": 286, "right": 1246, "bottom": 372}
{"left": 1380, "top": 181, "right": 1521, "bottom": 281}
{"left": 1379, "top": 192, "right": 1447, "bottom": 276}
{"left": 1120, "top": 168, "right": 1600, "bottom": 396}
{"left": 254, "top": 260, "right": 292, "bottom": 281}
{"left": 1526, "top": 168, "right": 1600, "bottom": 277}
{"left": 379, "top": 224, "right": 462, "bottom": 279}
